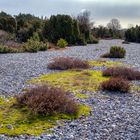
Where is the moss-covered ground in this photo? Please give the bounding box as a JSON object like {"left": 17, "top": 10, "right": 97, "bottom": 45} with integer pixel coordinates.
{"left": 29, "top": 70, "right": 109, "bottom": 94}
{"left": 0, "top": 60, "right": 137, "bottom": 136}
{"left": 0, "top": 97, "right": 91, "bottom": 136}
{"left": 88, "top": 60, "right": 122, "bottom": 67}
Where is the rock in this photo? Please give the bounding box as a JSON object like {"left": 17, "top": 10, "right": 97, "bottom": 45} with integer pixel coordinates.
{"left": 7, "top": 124, "right": 13, "bottom": 130}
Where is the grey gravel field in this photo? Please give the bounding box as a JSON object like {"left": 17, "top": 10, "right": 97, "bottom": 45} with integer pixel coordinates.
{"left": 0, "top": 39, "right": 140, "bottom": 140}
{"left": 0, "top": 39, "right": 140, "bottom": 96}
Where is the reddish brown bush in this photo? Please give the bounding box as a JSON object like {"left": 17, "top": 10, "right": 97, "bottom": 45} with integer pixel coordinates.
{"left": 16, "top": 85, "right": 79, "bottom": 115}
{"left": 48, "top": 57, "right": 90, "bottom": 70}
{"left": 103, "top": 67, "right": 140, "bottom": 80}
{"left": 101, "top": 77, "right": 130, "bottom": 93}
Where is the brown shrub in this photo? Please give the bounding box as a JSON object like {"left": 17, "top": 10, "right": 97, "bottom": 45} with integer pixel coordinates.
{"left": 48, "top": 57, "right": 90, "bottom": 70}
{"left": 16, "top": 85, "right": 79, "bottom": 115}
{"left": 103, "top": 67, "right": 140, "bottom": 80}
{"left": 101, "top": 77, "right": 130, "bottom": 93}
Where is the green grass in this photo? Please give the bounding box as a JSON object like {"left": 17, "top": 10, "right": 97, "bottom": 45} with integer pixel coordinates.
{"left": 29, "top": 70, "right": 109, "bottom": 94}
{"left": 88, "top": 60, "right": 122, "bottom": 67}
{"left": 0, "top": 97, "right": 90, "bottom": 136}
{"left": 75, "top": 93, "right": 89, "bottom": 99}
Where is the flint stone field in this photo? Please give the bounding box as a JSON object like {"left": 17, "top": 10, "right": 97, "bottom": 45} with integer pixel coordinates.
{"left": 0, "top": 39, "right": 140, "bottom": 140}
{"left": 0, "top": 39, "right": 140, "bottom": 96}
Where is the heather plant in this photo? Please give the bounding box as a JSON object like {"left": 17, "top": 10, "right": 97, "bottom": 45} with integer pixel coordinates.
{"left": 101, "top": 77, "right": 130, "bottom": 93}
{"left": 16, "top": 85, "right": 79, "bottom": 115}
{"left": 103, "top": 67, "right": 140, "bottom": 80}
{"left": 48, "top": 57, "right": 90, "bottom": 70}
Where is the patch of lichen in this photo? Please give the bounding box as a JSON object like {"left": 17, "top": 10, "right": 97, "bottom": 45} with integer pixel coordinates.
{"left": 0, "top": 97, "right": 91, "bottom": 136}
{"left": 75, "top": 93, "right": 89, "bottom": 99}
{"left": 29, "top": 70, "right": 109, "bottom": 93}
{"left": 88, "top": 60, "right": 122, "bottom": 67}
{"left": 131, "top": 84, "right": 140, "bottom": 92}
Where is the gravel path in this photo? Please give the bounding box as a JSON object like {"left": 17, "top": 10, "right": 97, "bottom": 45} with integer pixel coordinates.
{"left": 0, "top": 39, "right": 140, "bottom": 140}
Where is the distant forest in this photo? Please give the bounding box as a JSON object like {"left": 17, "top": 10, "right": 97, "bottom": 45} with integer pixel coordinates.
{"left": 0, "top": 10, "right": 140, "bottom": 46}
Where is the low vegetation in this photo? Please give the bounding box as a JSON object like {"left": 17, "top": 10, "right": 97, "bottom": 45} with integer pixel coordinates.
{"left": 88, "top": 60, "right": 122, "bottom": 67}
{"left": 23, "top": 33, "right": 47, "bottom": 53}
{"left": 0, "top": 44, "right": 18, "bottom": 53}
{"left": 57, "top": 38, "right": 68, "bottom": 48}
{"left": 103, "top": 67, "right": 140, "bottom": 80}
{"left": 87, "top": 35, "right": 99, "bottom": 44}
{"left": 23, "top": 40, "right": 47, "bottom": 53}
{"left": 48, "top": 57, "right": 90, "bottom": 70}
{"left": 0, "top": 87, "right": 91, "bottom": 136}
{"left": 101, "top": 77, "right": 130, "bottom": 93}
{"left": 16, "top": 85, "right": 79, "bottom": 115}
{"left": 102, "top": 46, "right": 126, "bottom": 58}
{"left": 29, "top": 70, "right": 109, "bottom": 93}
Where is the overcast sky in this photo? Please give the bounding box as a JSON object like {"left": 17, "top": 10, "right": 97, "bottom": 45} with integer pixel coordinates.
{"left": 0, "top": 0, "right": 140, "bottom": 28}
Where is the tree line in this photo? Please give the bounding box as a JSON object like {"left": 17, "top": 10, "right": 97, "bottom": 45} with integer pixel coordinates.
{"left": 0, "top": 11, "right": 97, "bottom": 45}
{"left": 1, "top": 10, "right": 136, "bottom": 45}
{"left": 125, "top": 25, "right": 140, "bottom": 43}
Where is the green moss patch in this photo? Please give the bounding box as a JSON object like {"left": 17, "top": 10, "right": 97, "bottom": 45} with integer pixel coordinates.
{"left": 0, "top": 97, "right": 91, "bottom": 136}
{"left": 88, "top": 60, "right": 122, "bottom": 67}
{"left": 29, "top": 70, "right": 109, "bottom": 93}
{"left": 76, "top": 93, "right": 89, "bottom": 99}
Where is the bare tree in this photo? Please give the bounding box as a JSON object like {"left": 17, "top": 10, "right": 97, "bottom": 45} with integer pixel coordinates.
{"left": 77, "top": 10, "right": 93, "bottom": 39}
{"left": 77, "top": 9, "right": 91, "bottom": 30}
{"left": 107, "top": 19, "right": 121, "bottom": 31}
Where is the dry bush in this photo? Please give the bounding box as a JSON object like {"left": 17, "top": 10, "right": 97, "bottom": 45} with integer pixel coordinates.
{"left": 16, "top": 85, "right": 79, "bottom": 115}
{"left": 101, "top": 77, "right": 130, "bottom": 93}
{"left": 103, "top": 67, "right": 140, "bottom": 80}
{"left": 48, "top": 57, "right": 90, "bottom": 70}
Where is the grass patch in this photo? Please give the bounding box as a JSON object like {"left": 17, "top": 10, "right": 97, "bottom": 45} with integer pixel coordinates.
{"left": 75, "top": 93, "right": 89, "bottom": 99}
{"left": 0, "top": 97, "right": 90, "bottom": 136}
{"left": 88, "top": 60, "right": 122, "bottom": 67}
{"left": 29, "top": 70, "right": 109, "bottom": 93}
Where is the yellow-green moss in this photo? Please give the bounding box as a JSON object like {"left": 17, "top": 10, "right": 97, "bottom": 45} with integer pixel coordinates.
{"left": 0, "top": 97, "right": 91, "bottom": 136}
{"left": 29, "top": 70, "right": 109, "bottom": 93}
{"left": 76, "top": 93, "right": 89, "bottom": 99}
{"left": 88, "top": 60, "right": 122, "bottom": 67}
{"left": 131, "top": 84, "right": 140, "bottom": 92}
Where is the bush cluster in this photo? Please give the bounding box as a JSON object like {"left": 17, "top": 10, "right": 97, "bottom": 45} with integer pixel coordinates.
{"left": 0, "top": 11, "right": 99, "bottom": 53}
{"left": 57, "top": 38, "right": 68, "bottom": 48}
{"left": 16, "top": 85, "right": 79, "bottom": 115}
{"left": 48, "top": 57, "right": 90, "bottom": 70}
{"left": 23, "top": 33, "right": 47, "bottom": 52}
{"left": 101, "top": 77, "right": 130, "bottom": 93}
{"left": 0, "top": 44, "right": 18, "bottom": 53}
{"left": 125, "top": 25, "right": 140, "bottom": 43}
{"left": 101, "top": 66, "right": 140, "bottom": 93}
{"left": 87, "top": 35, "right": 99, "bottom": 44}
{"left": 102, "top": 46, "right": 126, "bottom": 58}
{"left": 103, "top": 67, "right": 140, "bottom": 80}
